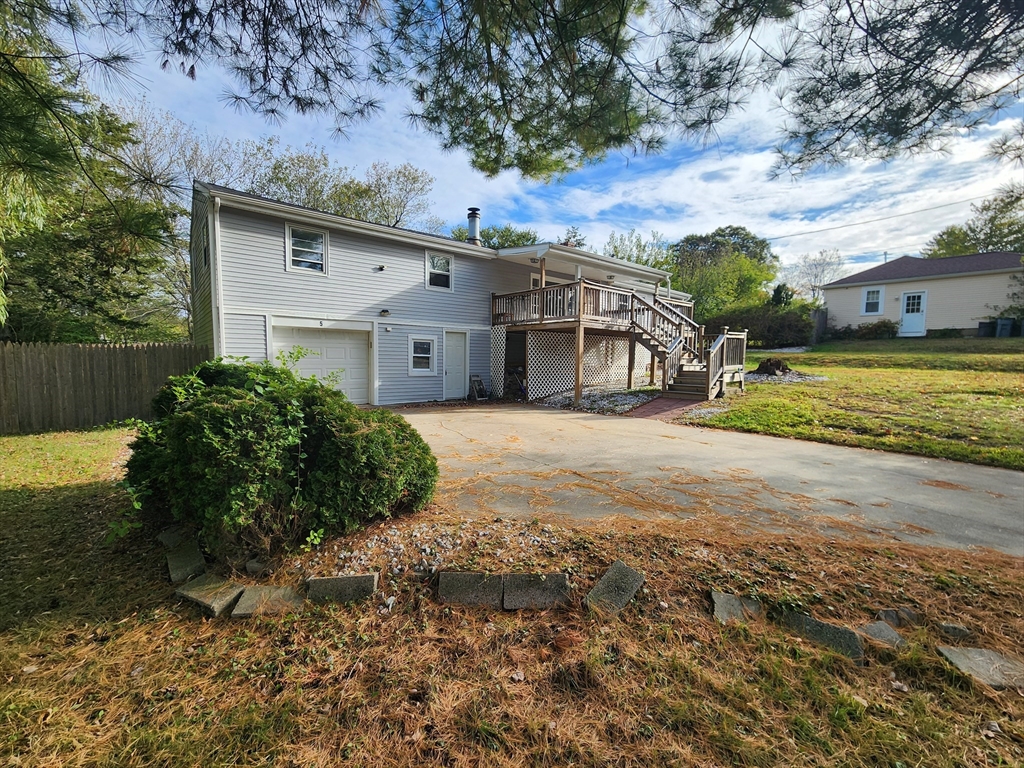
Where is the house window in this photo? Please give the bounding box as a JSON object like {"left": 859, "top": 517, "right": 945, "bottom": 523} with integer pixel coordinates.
{"left": 288, "top": 225, "right": 327, "bottom": 273}
{"left": 426, "top": 252, "right": 452, "bottom": 290}
{"left": 862, "top": 286, "right": 883, "bottom": 315}
{"left": 409, "top": 336, "right": 436, "bottom": 376}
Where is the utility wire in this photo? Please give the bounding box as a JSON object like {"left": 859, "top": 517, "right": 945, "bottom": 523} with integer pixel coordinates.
{"left": 766, "top": 194, "right": 991, "bottom": 241}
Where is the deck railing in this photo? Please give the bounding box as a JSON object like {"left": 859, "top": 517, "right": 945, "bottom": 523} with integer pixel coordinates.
{"left": 493, "top": 279, "right": 639, "bottom": 327}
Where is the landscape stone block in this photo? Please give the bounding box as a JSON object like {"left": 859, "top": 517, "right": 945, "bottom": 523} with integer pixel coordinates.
{"left": 503, "top": 573, "right": 570, "bottom": 610}
{"left": 938, "top": 622, "right": 971, "bottom": 640}
{"left": 781, "top": 612, "right": 865, "bottom": 662}
{"left": 587, "top": 561, "right": 645, "bottom": 613}
{"left": 157, "top": 526, "right": 186, "bottom": 550}
{"left": 438, "top": 572, "right": 503, "bottom": 608}
{"left": 711, "top": 590, "right": 762, "bottom": 624}
{"left": 307, "top": 573, "right": 379, "bottom": 604}
{"left": 938, "top": 646, "right": 1024, "bottom": 690}
{"left": 858, "top": 620, "right": 906, "bottom": 648}
{"left": 166, "top": 540, "right": 206, "bottom": 584}
{"left": 231, "top": 586, "right": 304, "bottom": 618}
{"left": 246, "top": 559, "right": 269, "bottom": 576}
{"left": 175, "top": 573, "right": 244, "bottom": 617}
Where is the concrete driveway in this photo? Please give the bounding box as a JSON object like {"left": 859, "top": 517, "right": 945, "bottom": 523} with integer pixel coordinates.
{"left": 402, "top": 404, "right": 1024, "bottom": 557}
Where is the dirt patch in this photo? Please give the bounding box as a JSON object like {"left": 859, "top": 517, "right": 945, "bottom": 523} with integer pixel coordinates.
{"left": 921, "top": 480, "right": 971, "bottom": 491}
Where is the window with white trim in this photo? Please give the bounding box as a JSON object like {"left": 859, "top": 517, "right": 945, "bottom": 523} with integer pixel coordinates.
{"left": 287, "top": 225, "right": 328, "bottom": 273}
{"left": 426, "top": 252, "right": 452, "bottom": 290}
{"left": 409, "top": 336, "right": 436, "bottom": 376}
{"left": 861, "top": 286, "right": 883, "bottom": 315}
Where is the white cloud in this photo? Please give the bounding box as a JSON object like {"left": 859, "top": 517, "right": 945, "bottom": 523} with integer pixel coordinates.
{"left": 97, "top": 54, "right": 1022, "bottom": 269}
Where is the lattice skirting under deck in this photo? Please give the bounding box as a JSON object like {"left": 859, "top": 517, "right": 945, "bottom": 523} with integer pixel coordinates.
{"left": 489, "top": 326, "right": 506, "bottom": 398}
{"left": 526, "top": 331, "right": 650, "bottom": 400}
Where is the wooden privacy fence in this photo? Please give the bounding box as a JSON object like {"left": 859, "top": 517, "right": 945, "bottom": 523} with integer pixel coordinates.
{"left": 0, "top": 343, "right": 212, "bottom": 435}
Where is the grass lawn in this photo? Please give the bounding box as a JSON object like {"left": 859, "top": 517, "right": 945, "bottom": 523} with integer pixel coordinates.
{"left": 2, "top": 429, "right": 1023, "bottom": 766}
{"left": 679, "top": 337, "right": 1024, "bottom": 471}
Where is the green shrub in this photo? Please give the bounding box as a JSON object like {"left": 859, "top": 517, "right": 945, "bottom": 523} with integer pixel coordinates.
{"left": 126, "top": 359, "right": 438, "bottom": 557}
{"left": 926, "top": 327, "right": 965, "bottom": 339}
{"left": 702, "top": 302, "right": 814, "bottom": 348}
{"left": 854, "top": 319, "right": 900, "bottom": 339}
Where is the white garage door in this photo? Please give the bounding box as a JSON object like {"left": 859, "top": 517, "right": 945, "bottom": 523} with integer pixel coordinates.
{"left": 272, "top": 327, "right": 370, "bottom": 404}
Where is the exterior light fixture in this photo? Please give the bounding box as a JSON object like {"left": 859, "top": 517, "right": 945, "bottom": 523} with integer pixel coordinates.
{"left": 378, "top": 265, "right": 387, "bottom": 271}
{"left": 380, "top": 309, "right": 390, "bottom": 317}
{"left": 606, "top": 275, "right": 615, "bottom": 280}
{"left": 529, "top": 257, "right": 540, "bottom": 264}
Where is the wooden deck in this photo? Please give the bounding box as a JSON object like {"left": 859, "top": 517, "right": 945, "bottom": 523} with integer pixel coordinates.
{"left": 491, "top": 280, "right": 746, "bottom": 403}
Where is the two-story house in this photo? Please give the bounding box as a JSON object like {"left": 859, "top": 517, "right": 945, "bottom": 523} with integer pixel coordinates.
{"left": 190, "top": 182, "right": 743, "bottom": 406}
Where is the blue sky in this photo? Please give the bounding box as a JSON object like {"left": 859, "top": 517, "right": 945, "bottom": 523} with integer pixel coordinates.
{"left": 97, "top": 54, "right": 1024, "bottom": 275}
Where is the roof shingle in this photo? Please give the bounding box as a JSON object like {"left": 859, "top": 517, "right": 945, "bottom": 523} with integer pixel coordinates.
{"left": 824, "top": 252, "right": 1022, "bottom": 288}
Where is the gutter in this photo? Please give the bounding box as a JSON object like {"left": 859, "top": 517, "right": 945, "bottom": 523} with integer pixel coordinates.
{"left": 823, "top": 266, "right": 1022, "bottom": 290}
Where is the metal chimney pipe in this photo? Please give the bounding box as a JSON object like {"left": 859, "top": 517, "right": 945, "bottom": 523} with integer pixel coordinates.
{"left": 467, "top": 207, "right": 481, "bottom": 246}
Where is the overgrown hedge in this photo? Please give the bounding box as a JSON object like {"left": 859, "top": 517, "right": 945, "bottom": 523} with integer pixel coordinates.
{"left": 126, "top": 360, "right": 438, "bottom": 556}
{"left": 701, "top": 302, "right": 814, "bottom": 348}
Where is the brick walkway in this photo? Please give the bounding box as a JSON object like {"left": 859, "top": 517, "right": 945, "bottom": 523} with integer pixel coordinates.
{"left": 627, "top": 396, "right": 704, "bottom": 421}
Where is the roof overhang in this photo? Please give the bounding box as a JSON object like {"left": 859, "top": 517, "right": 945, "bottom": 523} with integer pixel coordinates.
{"left": 195, "top": 181, "right": 498, "bottom": 259}
{"left": 497, "top": 243, "right": 670, "bottom": 285}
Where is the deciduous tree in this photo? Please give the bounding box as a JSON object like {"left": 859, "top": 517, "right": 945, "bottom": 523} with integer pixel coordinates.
{"left": 922, "top": 184, "right": 1024, "bottom": 258}
{"left": 449, "top": 223, "right": 539, "bottom": 249}
{"left": 785, "top": 249, "right": 847, "bottom": 302}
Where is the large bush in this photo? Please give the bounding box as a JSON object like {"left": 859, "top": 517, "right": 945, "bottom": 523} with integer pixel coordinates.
{"left": 701, "top": 302, "right": 814, "bottom": 348}
{"left": 126, "top": 360, "right": 438, "bottom": 556}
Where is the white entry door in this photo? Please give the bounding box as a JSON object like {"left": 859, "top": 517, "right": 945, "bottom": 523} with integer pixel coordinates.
{"left": 899, "top": 291, "right": 927, "bottom": 337}
{"left": 444, "top": 331, "right": 468, "bottom": 399}
{"left": 272, "top": 326, "right": 370, "bottom": 403}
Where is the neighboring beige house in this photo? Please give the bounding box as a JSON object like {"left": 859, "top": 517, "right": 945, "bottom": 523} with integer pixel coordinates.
{"left": 821, "top": 252, "right": 1022, "bottom": 337}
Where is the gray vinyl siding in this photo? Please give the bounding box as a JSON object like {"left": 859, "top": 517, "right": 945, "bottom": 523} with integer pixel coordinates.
{"left": 216, "top": 208, "right": 545, "bottom": 326}
{"left": 189, "top": 189, "right": 214, "bottom": 346}
{"left": 377, "top": 325, "right": 444, "bottom": 404}
{"left": 470, "top": 330, "right": 491, "bottom": 390}
{"left": 223, "top": 313, "right": 268, "bottom": 361}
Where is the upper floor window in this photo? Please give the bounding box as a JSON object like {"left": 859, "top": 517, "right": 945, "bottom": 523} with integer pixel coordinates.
{"left": 288, "top": 225, "right": 328, "bottom": 274}
{"left": 426, "top": 252, "right": 452, "bottom": 290}
{"left": 862, "top": 286, "right": 883, "bottom": 315}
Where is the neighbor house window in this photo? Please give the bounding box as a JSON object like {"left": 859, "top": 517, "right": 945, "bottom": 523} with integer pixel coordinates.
{"left": 426, "top": 252, "right": 452, "bottom": 290}
{"left": 287, "top": 225, "right": 327, "bottom": 273}
{"left": 862, "top": 286, "right": 883, "bottom": 315}
{"left": 409, "top": 336, "right": 436, "bottom": 375}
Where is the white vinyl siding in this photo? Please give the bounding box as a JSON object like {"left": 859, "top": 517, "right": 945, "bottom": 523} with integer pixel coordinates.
{"left": 189, "top": 190, "right": 214, "bottom": 347}
{"left": 223, "top": 313, "right": 268, "bottom": 361}
{"left": 287, "top": 224, "right": 328, "bottom": 274}
{"left": 378, "top": 326, "right": 444, "bottom": 404}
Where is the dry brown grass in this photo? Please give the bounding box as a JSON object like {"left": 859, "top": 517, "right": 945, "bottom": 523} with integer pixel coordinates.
{"left": 2, "top": 429, "right": 1023, "bottom": 767}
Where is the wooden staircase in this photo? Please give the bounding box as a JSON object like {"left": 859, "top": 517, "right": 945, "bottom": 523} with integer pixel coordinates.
{"left": 630, "top": 297, "right": 747, "bottom": 401}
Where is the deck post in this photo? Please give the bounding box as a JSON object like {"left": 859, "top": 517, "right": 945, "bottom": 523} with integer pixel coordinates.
{"left": 649, "top": 351, "right": 656, "bottom": 385}
{"left": 627, "top": 333, "right": 635, "bottom": 389}
{"left": 574, "top": 323, "right": 584, "bottom": 405}
{"left": 539, "top": 258, "right": 546, "bottom": 288}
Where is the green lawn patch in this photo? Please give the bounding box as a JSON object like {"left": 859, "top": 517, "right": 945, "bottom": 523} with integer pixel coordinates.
{"left": 691, "top": 339, "right": 1024, "bottom": 470}
{"left": 2, "top": 430, "right": 1023, "bottom": 767}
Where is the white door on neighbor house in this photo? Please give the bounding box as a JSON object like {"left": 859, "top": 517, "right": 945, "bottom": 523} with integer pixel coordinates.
{"left": 899, "top": 291, "right": 927, "bottom": 337}
{"left": 272, "top": 326, "right": 370, "bottom": 404}
{"left": 443, "top": 331, "right": 468, "bottom": 399}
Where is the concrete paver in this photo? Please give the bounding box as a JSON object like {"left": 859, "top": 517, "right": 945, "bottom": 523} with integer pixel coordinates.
{"left": 401, "top": 404, "right": 1024, "bottom": 556}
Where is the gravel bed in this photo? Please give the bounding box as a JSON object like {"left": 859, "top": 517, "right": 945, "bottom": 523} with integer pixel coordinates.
{"left": 540, "top": 384, "right": 659, "bottom": 414}
{"left": 297, "top": 519, "right": 564, "bottom": 577}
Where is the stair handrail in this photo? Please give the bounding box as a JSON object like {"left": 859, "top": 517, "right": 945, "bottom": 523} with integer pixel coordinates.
{"left": 704, "top": 333, "right": 727, "bottom": 399}
{"left": 631, "top": 294, "right": 683, "bottom": 350}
